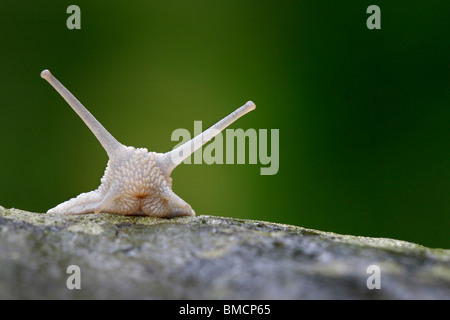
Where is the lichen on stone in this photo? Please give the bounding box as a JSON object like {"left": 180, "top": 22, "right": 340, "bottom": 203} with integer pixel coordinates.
{"left": 0, "top": 206, "right": 449, "bottom": 299}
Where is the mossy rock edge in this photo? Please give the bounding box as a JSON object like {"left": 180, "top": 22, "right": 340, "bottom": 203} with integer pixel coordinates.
{"left": 0, "top": 206, "right": 449, "bottom": 299}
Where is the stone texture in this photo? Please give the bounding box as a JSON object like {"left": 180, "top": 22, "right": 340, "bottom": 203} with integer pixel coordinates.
{"left": 0, "top": 206, "right": 449, "bottom": 299}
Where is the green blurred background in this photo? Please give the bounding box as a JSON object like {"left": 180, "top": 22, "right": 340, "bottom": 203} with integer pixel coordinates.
{"left": 0, "top": 1, "right": 448, "bottom": 248}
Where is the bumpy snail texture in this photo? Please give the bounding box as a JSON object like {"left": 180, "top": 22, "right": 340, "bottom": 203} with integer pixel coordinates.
{"left": 41, "top": 70, "right": 255, "bottom": 217}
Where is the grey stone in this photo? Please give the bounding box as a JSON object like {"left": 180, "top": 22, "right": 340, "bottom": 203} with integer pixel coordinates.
{"left": 0, "top": 206, "right": 449, "bottom": 299}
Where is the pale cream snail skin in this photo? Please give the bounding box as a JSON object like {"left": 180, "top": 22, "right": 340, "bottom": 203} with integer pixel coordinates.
{"left": 40, "top": 69, "right": 255, "bottom": 217}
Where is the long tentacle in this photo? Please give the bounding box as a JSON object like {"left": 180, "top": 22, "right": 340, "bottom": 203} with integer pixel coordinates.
{"left": 159, "top": 101, "right": 256, "bottom": 175}
{"left": 41, "top": 69, "right": 124, "bottom": 158}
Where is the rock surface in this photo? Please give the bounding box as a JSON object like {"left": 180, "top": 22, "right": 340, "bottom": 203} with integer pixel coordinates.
{"left": 0, "top": 206, "right": 449, "bottom": 299}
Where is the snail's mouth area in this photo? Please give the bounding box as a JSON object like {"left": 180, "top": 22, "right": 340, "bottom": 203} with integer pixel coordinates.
{"left": 122, "top": 190, "right": 194, "bottom": 218}
{"left": 127, "top": 192, "right": 168, "bottom": 216}
{"left": 134, "top": 193, "right": 151, "bottom": 210}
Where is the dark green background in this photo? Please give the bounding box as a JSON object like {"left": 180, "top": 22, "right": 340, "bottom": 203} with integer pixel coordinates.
{"left": 0, "top": 1, "right": 448, "bottom": 248}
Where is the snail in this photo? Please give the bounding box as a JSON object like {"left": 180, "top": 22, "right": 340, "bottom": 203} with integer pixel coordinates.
{"left": 41, "top": 70, "right": 255, "bottom": 217}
